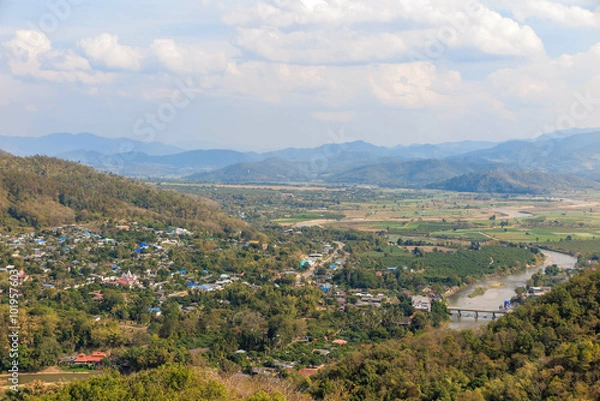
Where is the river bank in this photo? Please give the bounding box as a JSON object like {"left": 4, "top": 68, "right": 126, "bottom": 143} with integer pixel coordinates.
{"left": 0, "top": 366, "right": 101, "bottom": 390}
{"left": 443, "top": 252, "right": 546, "bottom": 298}
{"left": 446, "top": 250, "right": 578, "bottom": 330}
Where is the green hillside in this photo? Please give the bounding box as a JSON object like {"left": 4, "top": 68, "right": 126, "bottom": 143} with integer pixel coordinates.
{"left": 11, "top": 365, "right": 288, "bottom": 401}
{"left": 0, "top": 153, "right": 245, "bottom": 232}
{"left": 327, "top": 159, "right": 495, "bottom": 187}
{"left": 311, "top": 268, "right": 600, "bottom": 400}
{"left": 428, "top": 170, "right": 600, "bottom": 194}
{"left": 188, "top": 157, "right": 313, "bottom": 183}
{"left": 454, "top": 131, "right": 600, "bottom": 180}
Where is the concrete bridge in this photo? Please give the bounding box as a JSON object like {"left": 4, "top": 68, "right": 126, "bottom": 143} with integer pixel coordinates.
{"left": 447, "top": 307, "right": 511, "bottom": 319}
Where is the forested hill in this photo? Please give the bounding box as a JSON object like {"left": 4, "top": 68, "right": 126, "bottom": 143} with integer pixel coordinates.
{"left": 428, "top": 170, "right": 600, "bottom": 194}
{"left": 188, "top": 157, "right": 311, "bottom": 183}
{"left": 310, "top": 269, "right": 600, "bottom": 401}
{"left": 324, "top": 159, "right": 501, "bottom": 187}
{"left": 0, "top": 153, "right": 245, "bottom": 233}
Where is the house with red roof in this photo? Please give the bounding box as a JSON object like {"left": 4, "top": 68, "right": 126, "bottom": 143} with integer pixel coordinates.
{"left": 71, "top": 351, "right": 108, "bottom": 366}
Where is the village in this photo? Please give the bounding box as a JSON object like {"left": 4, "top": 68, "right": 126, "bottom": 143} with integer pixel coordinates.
{"left": 0, "top": 222, "right": 446, "bottom": 378}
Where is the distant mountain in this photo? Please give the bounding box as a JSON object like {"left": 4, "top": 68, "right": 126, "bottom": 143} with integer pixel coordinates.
{"left": 0, "top": 132, "right": 183, "bottom": 157}
{"left": 391, "top": 140, "right": 498, "bottom": 159}
{"left": 61, "top": 149, "right": 257, "bottom": 177}
{"left": 453, "top": 131, "right": 600, "bottom": 180}
{"left": 261, "top": 140, "right": 497, "bottom": 162}
{"left": 0, "top": 133, "right": 500, "bottom": 178}
{"left": 327, "top": 159, "right": 500, "bottom": 187}
{"left": 135, "top": 149, "right": 257, "bottom": 170}
{"left": 180, "top": 141, "right": 499, "bottom": 183}
{"left": 188, "top": 157, "right": 312, "bottom": 183}
{"left": 429, "top": 170, "right": 600, "bottom": 194}
{"left": 3, "top": 130, "right": 599, "bottom": 189}
{"left": 535, "top": 127, "right": 600, "bottom": 141}
{"left": 262, "top": 140, "right": 387, "bottom": 161}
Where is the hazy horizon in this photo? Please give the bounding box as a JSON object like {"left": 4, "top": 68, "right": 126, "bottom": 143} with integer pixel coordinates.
{"left": 2, "top": 127, "right": 599, "bottom": 154}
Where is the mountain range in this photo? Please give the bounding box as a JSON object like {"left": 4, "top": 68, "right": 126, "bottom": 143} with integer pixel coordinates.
{"left": 1, "top": 129, "right": 599, "bottom": 193}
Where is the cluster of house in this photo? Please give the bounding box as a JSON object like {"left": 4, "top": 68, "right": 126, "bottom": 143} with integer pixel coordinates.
{"left": 187, "top": 273, "right": 241, "bottom": 292}
{"left": 0, "top": 224, "right": 194, "bottom": 294}
{"left": 331, "top": 290, "right": 389, "bottom": 309}
{"left": 411, "top": 296, "right": 432, "bottom": 312}
{"left": 1, "top": 222, "right": 297, "bottom": 327}
{"left": 411, "top": 288, "right": 444, "bottom": 312}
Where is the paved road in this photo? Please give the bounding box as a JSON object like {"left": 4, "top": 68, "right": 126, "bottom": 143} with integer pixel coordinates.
{"left": 297, "top": 241, "right": 345, "bottom": 286}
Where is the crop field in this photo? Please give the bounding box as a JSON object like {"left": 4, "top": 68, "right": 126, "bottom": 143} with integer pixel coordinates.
{"left": 163, "top": 183, "right": 600, "bottom": 247}
{"left": 323, "top": 191, "right": 600, "bottom": 246}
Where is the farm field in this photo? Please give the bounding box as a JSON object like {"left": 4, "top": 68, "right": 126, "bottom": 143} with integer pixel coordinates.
{"left": 161, "top": 183, "right": 600, "bottom": 248}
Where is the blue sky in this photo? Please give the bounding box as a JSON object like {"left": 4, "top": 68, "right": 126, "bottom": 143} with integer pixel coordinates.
{"left": 0, "top": 0, "right": 599, "bottom": 151}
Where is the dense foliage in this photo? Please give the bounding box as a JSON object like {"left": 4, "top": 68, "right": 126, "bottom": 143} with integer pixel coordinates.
{"left": 543, "top": 239, "right": 600, "bottom": 266}
{"left": 0, "top": 154, "right": 245, "bottom": 233}
{"left": 2, "top": 365, "right": 287, "bottom": 401}
{"left": 339, "top": 242, "right": 540, "bottom": 290}
{"left": 310, "top": 269, "right": 600, "bottom": 400}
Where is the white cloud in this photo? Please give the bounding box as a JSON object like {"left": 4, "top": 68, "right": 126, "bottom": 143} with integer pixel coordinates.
{"left": 463, "top": 7, "right": 545, "bottom": 57}
{"left": 224, "top": 0, "right": 545, "bottom": 60}
{"left": 3, "top": 30, "right": 112, "bottom": 84}
{"left": 46, "top": 51, "right": 92, "bottom": 72}
{"left": 150, "top": 39, "right": 228, "bottom": 74}
{"left": 493, "top": 0, "right": 600, "bottom": 28}
{"left": 218, "top": 61, "right": 327, "bottom": 103}
{"left": 481, "top": 41, "right": 600, "bottom": 135}
{"left": 369, "top": 62, "right": 462, "bottom": 108}
{"left": 79, "top": 33, "right": 144, "bottom": 71}
{"left": 212, "top": 59, "right": 466, "bottom": 112}
{"left": 233, "top": 27, "right": 407, "bottom": 64}
{"left": 487, "top": 41, "right": 600, "bottom": 102}
{"left": 3, "top": 30, "right": 52, "bottom": 77}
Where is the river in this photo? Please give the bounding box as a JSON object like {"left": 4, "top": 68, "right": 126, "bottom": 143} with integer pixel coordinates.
{"left": 446, "top": 250, "right": 578, "bottom": 330}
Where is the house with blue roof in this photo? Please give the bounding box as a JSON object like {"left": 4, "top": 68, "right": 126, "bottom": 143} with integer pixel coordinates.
{"left": 148, "top": 307, "right": 161, "bottom": 316}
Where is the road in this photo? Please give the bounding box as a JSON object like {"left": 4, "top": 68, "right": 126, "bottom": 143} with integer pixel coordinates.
{"left": 296, "top": 241, "right": 345, "bottom": 286}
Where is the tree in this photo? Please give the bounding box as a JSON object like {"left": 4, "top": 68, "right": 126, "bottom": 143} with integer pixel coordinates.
{"left": 545, "top": 264, "right": 559, "bottom": 276}
{"left": 412, "top": 247, "right": 424, "bottom": 257}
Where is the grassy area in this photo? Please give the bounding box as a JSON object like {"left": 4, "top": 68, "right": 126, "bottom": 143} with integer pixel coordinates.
{"left": 273, "top": 211, "right": 346, "bottom": 224}
{"left": 543, "top": 239, "right": 600, "bottom": 257}
{"left": 468, "top": 287, "right": 487, "bottom": 298}
{"left": 60, "top": 365, "right": 98, "bottom": 372}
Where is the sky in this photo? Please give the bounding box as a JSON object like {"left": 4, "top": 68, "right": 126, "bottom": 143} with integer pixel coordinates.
{"left": 0, "top": 0, "right": 599, "bottom": 151}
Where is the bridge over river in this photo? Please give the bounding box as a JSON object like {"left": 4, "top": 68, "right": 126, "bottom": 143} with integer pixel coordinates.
{"left": 447, "top": 250, "right": 577, "bottom": 329}
{"left": 447, "top": 307, "right": 511, "bottom": 319}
